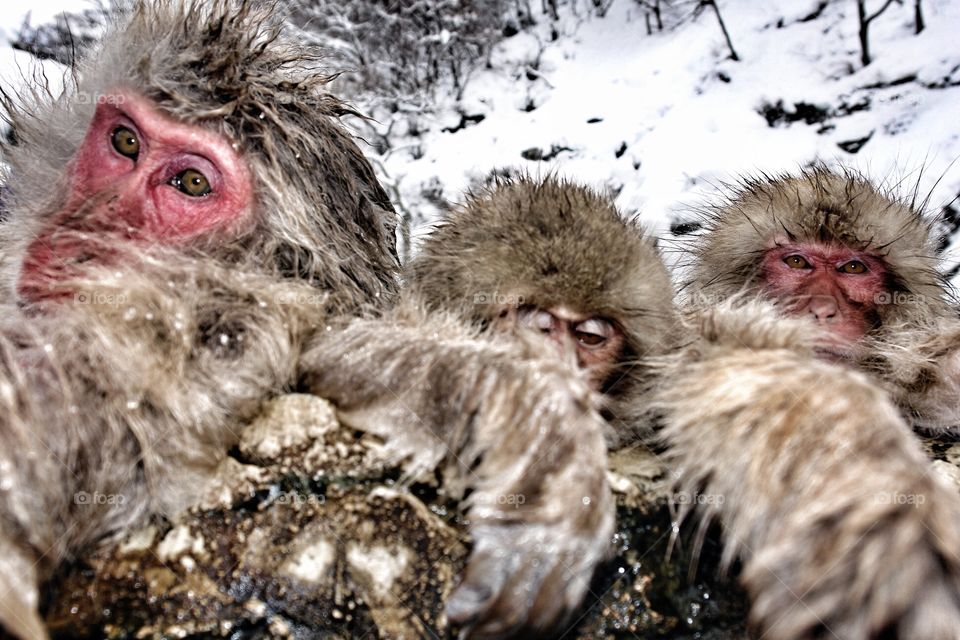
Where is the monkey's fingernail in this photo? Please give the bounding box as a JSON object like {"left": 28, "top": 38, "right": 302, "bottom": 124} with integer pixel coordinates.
{"left": 446, "top": 583, "right": 494, "bottom": 622}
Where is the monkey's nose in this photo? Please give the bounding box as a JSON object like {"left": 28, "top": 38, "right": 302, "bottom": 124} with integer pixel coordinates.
{"left": 807, "top": 295, "right": 839, "bottom": 323}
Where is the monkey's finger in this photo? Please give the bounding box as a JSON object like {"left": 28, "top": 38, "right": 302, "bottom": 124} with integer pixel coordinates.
{"left": 446, "top": 538, "right": 517, "bottom": 630}
{"left": 0, "top": 538, "right": 48, "bottom": 640}
{"left": 459, "top": 552, "right": 576, "bottom": 638}
{"left": 448, "top": 523, "right": 586, "bottom": 639}
{"left": 0, "top": 593, "right": 47, "bottom": 640}
{"left": 524, "top": 560, "right": 577, "bottom": 630}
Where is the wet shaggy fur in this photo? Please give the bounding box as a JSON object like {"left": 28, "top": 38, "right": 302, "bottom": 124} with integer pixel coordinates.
{"left": 406, "top": 176, "right": 681, "bottom": 443}
{"left": 0, "top": 5, "right": 621, "bottom": 639}
{"left": 0, "top": 0, "right": 399, "bottom": 306}
{"left": 301, "top": 302, "right": 615, "bottom": 637}
{"left": 657, "top": 301, "right": 960, "bottom": 640}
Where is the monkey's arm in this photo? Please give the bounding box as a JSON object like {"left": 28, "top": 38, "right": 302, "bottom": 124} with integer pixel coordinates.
{"left": 658, "top": 303, "right": 960, "bottom": 640}
{"left": 300, "top": 308, "right": 614, "bottom": 637}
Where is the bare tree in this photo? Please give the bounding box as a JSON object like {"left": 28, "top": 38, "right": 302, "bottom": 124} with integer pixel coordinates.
{"left": 634, "top": 0, "right": 737, "bottom": 60}
{"left": 291, "top": 0, "right": 509, "bottom": 104}
{"left": 542, "top": 0, "right": 560, "bottom": 20}
{"left": 697, "top": 0, "right": 740, "bottom": 61}
{"left": 638, "top": 0, "right": 664, "bottom": 34}
{"left": 914, "top": 0, "right": 925, "bottom": 34}
{"left": 856, "top": 0, "right": 899, "bottom": 66}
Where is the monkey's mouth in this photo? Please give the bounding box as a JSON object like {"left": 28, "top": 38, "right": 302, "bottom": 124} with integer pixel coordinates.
{"left": 813, "top": 341, "right": 859, "bottom": 363}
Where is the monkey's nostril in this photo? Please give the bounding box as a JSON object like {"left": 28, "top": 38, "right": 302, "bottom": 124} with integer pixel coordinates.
{"left": 807, "top": 296, "right": 839, "bottom": 322}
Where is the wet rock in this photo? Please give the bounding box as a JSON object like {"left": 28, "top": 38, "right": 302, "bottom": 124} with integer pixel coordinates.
{"left": 44, "top": 394, "right": 757, "bottom": 639}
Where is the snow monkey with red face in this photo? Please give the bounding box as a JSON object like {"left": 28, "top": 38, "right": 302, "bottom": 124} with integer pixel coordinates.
{"left": 661, "top": 167, "right": 960, "bottom": 639}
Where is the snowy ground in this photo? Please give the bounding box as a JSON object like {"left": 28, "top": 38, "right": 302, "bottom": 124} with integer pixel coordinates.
{"left": 2, "top": 0, "right": 960, "bottom": 274}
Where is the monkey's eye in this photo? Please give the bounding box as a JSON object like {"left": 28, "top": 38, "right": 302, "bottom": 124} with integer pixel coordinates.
{"left": 111, "top": 127, "right": 140, "bottom": 160}
{"left": 519, "top": 308, "right": 554, "bottom": 333}
{"left": 839, "top": 260, "right": 868, "bottom": 274}
{"left": 171, "top": 169, "right": 212, "bottom": 197}
{"left": 574, "top": 318, "right": 613, "bottom": 349}
{"left": 783, "top": 255, "right": 811, "bottom": 269}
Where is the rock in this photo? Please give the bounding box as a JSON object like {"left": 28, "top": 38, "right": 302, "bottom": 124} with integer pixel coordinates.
{"left": 44, "top": 394, "right": 756, "bottom": 638}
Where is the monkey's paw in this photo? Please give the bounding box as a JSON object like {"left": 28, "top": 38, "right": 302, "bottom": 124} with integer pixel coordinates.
{"left": 446, "top": 510, "right": 613, "bottom": 638}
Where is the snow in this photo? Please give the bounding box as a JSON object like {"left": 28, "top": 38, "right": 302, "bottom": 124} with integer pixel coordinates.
{"left": 0, "top": 47, "right": 65, "bottom": 100}
{"left": 0, "top": 3, "right": 77, "bottom": 118}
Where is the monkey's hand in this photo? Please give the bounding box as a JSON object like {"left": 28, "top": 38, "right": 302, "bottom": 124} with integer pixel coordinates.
{"left": 862, "top": 320, "right": 960, "bottom": 433}
{"left": 301, "top": 310, "right": 614, "bottom": 637}
{"left": 442, "top": 379, "right": 614, "bottom": 638}
{"left": 660, "top": 306, "right": 960, "bottom": 639}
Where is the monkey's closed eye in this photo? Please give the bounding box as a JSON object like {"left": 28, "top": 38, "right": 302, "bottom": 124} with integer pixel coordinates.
{"left": 839, "top": 260, "right": 868, "bottom": 274}
{"left": 111, "top": 127, "right": 140, "bottom": 160}
{"left": 783, "top": 255, "right": 811, "bottom": 269}
{"left": 519, "top": 308, "right": 555, "bottom": 333}
{"left": 171, "top": 169, "right": 212, "bottom": 197}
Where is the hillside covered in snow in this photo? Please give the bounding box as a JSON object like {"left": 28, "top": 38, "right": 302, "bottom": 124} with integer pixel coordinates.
{"left": 341, "top": 0, "right": 960, "bottom": 270}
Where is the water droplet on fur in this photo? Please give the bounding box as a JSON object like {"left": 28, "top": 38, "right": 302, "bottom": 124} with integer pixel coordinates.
{"left": 127, "top": 399, "right": 140, "bottom": 410}
{"left": 582, "top": 496, "right": 591, "bottom": 506}
{"left": 123, "top": 307, "right": 137, "bottom": 321}
{"left": 43, "top": 344, "right": 53, "bottom": 353}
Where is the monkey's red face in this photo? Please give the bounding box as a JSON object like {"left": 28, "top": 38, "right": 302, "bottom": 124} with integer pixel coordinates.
{"left": 18, "top": 90, "right": 253, "bottom": 301}
{"left": 504, "top": 305, "right": 625, "bottom": 390}
{"left": 762, "top": 243, "right": 887, "bottom": 356}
